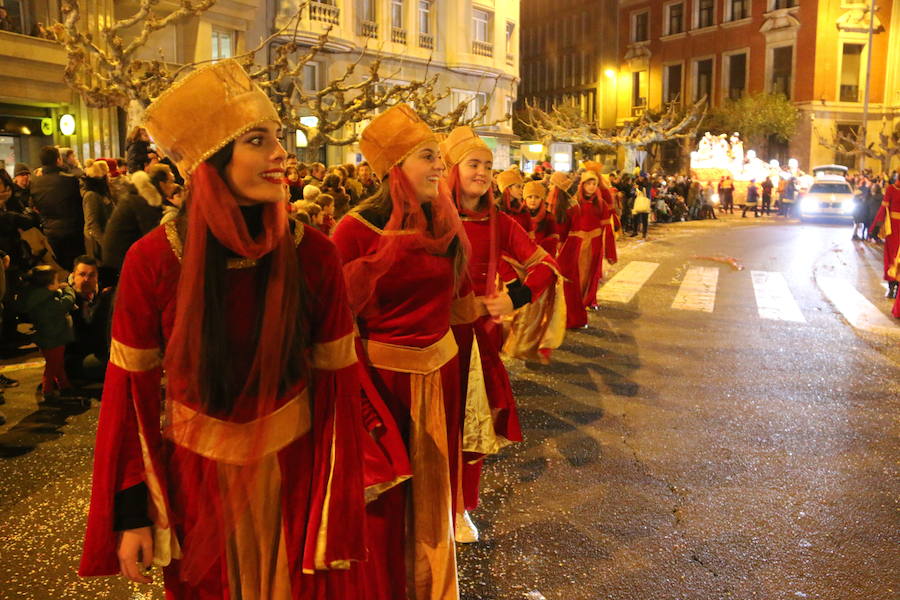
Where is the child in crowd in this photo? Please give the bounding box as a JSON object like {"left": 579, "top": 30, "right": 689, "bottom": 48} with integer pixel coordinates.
{"left": 17, "top": 265, "right": 85, "bottom": 404}
{"left": 315, "top": 192, "right": 336, "bottom": 235}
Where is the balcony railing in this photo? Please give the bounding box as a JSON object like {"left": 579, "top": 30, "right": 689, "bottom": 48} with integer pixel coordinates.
{"left": 840, "top": 84, "right": 859, "bottom": 102}
{"left": 472, "top": 40, "right": 493, "bottom": 57}
{"left": 309, "top": 1, "right": 340, "bottom": 25}
{"left": 359, "top": 20, "right": 378, "bottom": 38}
{"left": 506, "top": 52, "right": 514, "bottom": 65}
{"left": 419, "top": 32, "right": 434, "bottom": 49}
{"left": 391, "top": 27, "right": 407, "bottom": 44}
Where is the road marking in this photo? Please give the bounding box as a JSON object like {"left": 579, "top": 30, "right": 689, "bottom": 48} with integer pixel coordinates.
{"left": 751, "top": 271, "right": 806, "bottom": 323}
{"left": 597, "top": 261, "right": 659, "bottom": 304}
{"left": 818, "top": 276, "right": 900, "bottom": 337}
{"left": 672, "top": 266, "right": 719, "bottom": 313}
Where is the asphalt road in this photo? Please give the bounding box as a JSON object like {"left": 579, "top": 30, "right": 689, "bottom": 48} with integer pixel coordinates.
{"left": 0, "top": 215, "right": 897, "bottom": 600}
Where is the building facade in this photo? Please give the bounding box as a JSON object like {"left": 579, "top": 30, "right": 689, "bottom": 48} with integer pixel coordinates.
{"left": 0, "top": 0, "right": 120, "bottom": 175}
{"left": 616, "top": 0, "right": 899, "bottom": 171}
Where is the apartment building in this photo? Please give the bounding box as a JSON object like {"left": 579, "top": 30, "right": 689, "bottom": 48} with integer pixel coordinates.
{"left": 616, "top": 0, "right": 899, "bottom": 170}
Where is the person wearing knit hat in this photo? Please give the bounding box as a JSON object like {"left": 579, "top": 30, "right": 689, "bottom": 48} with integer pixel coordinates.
{"left": 501, "top": 179, "right": 567, "bottom": 364}
{"left": 440, "top": 126, "right": 560, "bottom": 543}
{"left": 80, "top": 59, "right": 373, "bottom": 599}
{"left": 556, "top": 165, "right": 619, "bottom": 329}
{"left": 332, "top": 103, "right": 469, "bottom": 600}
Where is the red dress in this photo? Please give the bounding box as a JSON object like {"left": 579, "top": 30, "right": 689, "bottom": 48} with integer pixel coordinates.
{"left": 871, "top": 183, "right": 900, "bottom": 317}
{"left": 79, "top": 222, "right": 368, "bottom": 599}
{"left": 558, "top": 189, "right": 618, "bottom": 329}
{"left": 454, "top": 209, "right": 558, "bottom": 511}
{"left": 332, "top": 211, "right": 462, "bottom": 600}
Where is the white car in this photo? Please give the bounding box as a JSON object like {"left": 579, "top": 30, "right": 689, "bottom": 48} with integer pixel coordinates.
{"left": 797, "top": 175, "right": 857, "bottom": 221}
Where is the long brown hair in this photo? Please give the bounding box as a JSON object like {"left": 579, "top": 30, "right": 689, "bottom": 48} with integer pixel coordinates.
{"left": 183, "top": 142, "right": 313, "bottom": 415}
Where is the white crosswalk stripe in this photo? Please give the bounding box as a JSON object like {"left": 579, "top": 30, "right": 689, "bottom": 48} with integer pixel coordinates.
{"left": 817, "top": 276, "right": 900, "bottom": 337}
{"left": 596, "top": 261, "right": 660, "bottom": 304}
{"left": 671, "top": 266, "right": 719, "bottom": 313}
{"left": 751, "top": 271, "right": 806, "bottom": 323}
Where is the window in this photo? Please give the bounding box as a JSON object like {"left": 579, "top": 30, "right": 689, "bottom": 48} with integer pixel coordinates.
{"left": 506, "top": 21, "right": 515, "bottom": 56}
{"left": 473, "top": 8, "right": 491, "bottom": 43}
{"left": 666, "top": 3, "right": 684, "bottom": 35}
{"left": 418, "top": 0, "right": 431, "bottom": 34}
{"left": 211, "top": 28, "right": 234, "bottom": 60}
{"left": 696, "top": 0, "right": 715, "bottom": 28}
{"left": 451, "top": 90, "right": 487, "bottom": 121}
{"left": 772, "top": 0, "right": 797, "bottom": 9}
{"left": 664, "top": 63, "right": 683, "bottom": 104}
{"left": 505, "top": 95, "right": 514, "bottom": 127}
{"left": 359, "top": 0, "right": 376, "bottom": 22}
{"left": 771, "top": 45, "right": 793, "bottom": 98}
{"left": 302, "top": 62, "right": 319, "bottom": 92}
{"left": 835, "top": 124, "right": 860, "bottom": 167}
{"left": 694, "top": 58, "right": 713, "bottom": 101}
{"left": 391, "top": 0, "right": 403, "bottom": 28}
{"left": 633, "top": 11, "right": 649, "bottom": 42}
{"left": 632, "top": 70, "right": 648, "bottom": 111}
{"left": 726, "top": 52, "right": 747, "bottom": 99}
{"left": 840, "top": 44, "right": 862, "bottom": 102}
{"left": 728, "top": 0, "right": 750, "bottom": 20}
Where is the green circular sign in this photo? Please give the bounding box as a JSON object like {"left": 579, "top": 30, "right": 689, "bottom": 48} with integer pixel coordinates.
{"left": 40, "top": 118, "right": 54, "bottom": 136}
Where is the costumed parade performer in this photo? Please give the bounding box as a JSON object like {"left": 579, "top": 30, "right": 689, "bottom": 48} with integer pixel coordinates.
{"left": 503, "top": 180, "right": 567, "bottom": 364}
{"left": 79, "top": 60, "right": 370, "bottom": 598}
{"left": 557, "top": 168, "right": 618, "bottom": 329}
{"left": 870, "top": 178, "right": 900, "bottom": 312}
{"left": 331, "top": 104, "right": 469, "bottom": 600}
{"left": 441, "top": 126, "right": 559, "bottom": 542}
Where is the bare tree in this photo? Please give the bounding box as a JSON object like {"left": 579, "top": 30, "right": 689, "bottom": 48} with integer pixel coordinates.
{"left": 51, "top": 0, "right": 507, "bottom": 149}
{"left": 519, "top": 99, "right": 706, "bottom": 170}
{"left": 815, "top": 123, "right": 900, "bottom": 173}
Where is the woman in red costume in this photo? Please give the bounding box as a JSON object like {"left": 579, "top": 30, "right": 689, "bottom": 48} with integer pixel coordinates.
{"left": 79, "top": 61, "right": 370, "bottom": 599}
{"left": 557, "top": 169, "right": 618, "bottom": 329}
{"left": 870, "top": 179, "right": 900, "bottom": 313}
{"left": 440, "top": 127, "right": 559, "bottom": 543}
{"left": 331, "top": 104, "right": 469, "bottom": 600}
{"left": 496, "top": 168, "right": 530, "bottom": 233}
{"left": 503, "top": 180, "right": 567, "bottom": 364}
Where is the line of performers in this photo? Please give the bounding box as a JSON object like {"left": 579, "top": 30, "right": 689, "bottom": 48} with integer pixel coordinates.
{"left": 76, "top": 60, "right": 620, "bottom": 599}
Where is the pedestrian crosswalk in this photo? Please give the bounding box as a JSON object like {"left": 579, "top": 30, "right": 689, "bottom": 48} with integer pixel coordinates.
{"left": 597, "top": 261, "right": 899, "bottom": 336}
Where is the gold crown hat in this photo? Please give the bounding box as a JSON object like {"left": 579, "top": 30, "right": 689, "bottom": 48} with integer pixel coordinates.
{"left": 496, "top": 168, "right": 524, "bottom": 192}
{"left": 549, "top": 171, "right": 573, "bottom": 190}
{"left": 582, "top": 160, "right": 603, "bottom": 176}
{"left": 439, "top": 126, "right": 492, "bottom": 169}
{"left": 359, "top": 104, "right": 436, "bottom": 179}
{"left": 580, "top": 170, "right": 599, "bottom": 183}
{"left": 523, "top": 180, "right": 547, "bottom": 199}
{"left": 142, "top": 59, "right": 281, "bottom": 176}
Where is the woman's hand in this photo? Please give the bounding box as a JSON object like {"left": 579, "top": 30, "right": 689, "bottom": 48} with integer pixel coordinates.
{"left": 478, "top": 293, "right": 515, "bottom": 318}
{"left": 117, "top": 526, "right": 154, "bottom": 583}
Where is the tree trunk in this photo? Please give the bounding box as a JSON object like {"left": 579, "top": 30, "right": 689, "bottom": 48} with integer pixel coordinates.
{"left": 126, "top": 99, "right": 147, "bottom": 134}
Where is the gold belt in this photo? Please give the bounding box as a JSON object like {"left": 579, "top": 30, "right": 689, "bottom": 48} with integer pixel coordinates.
{"left": 361, "top": 329, "right": 458, "bottom": 374}
{"left": 166, "top": 391, "right": 310, "bottom": 465}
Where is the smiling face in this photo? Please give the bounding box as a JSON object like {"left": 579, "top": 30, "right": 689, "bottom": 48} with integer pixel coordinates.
{"left": 399, "top": 141, "right": 444, "bottom": 203}
{"left": 525, "top": 193, "right": 544, "bottom": 211}
{"left": 457, "top": 148, "right": 493, "bottom": 205}
{"left": 223, "top": 122, "right": 287, "bottom": 205}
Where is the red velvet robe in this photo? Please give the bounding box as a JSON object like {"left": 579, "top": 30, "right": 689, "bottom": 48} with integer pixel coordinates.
{"left": 454, "top": 210, "right": 558, "bottom": 511}
{"left": 529, "top": 208, "right": 560, "bottom": 257}
{"left": 79, "top": 223, "right": 368, "bottom": 599}
{"left": 872, "top": 183, "right": 900, "bottom": 318}
{"left": 558, "top": 188, "right": 618, "bottom": 329}
{"left": 332, "top": 212, "right": 463, "bottom": 600}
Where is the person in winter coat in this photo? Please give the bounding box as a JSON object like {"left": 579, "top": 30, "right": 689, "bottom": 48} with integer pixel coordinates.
{"left": 743, "top": 181, "right": 760, "bottom": 218}
{"left": 10, "top": 163, "right": 32, "bottom": 213}
{"left": 82, "top": 161, "right": 115, "bottom": 261}
{"left": 17, "top": 265, "right": 82, "bottom": 402}
{"left": 29, "top": 145, "right": 85, "bottom": 270}
{"left": 101, "top": 164, "right": 173, "bottom": 273}
{"left": 125, "top": 126, "right": 153, "bottom": 174}
{"left": 284, "top": 165, "right": 304, "bottom": 202}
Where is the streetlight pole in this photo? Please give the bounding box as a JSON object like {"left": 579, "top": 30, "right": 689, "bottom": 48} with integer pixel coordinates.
{"left": 859, "top": 0, "right": 877, "bottom": 171}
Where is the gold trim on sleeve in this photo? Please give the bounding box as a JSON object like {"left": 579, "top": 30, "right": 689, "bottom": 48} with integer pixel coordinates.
{"left": 109, "top": 339, "right": 162, "bottom": 372}
{"left": 311, "top": 333, "right": 357, "bottom": 371}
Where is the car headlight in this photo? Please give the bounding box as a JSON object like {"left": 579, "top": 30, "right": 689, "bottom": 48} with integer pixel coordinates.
{"left": 841, "top": 199, "right": 855, "bottom": 214}
{"left": 800, "top": 197, "right": 818, "bottom": 213}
